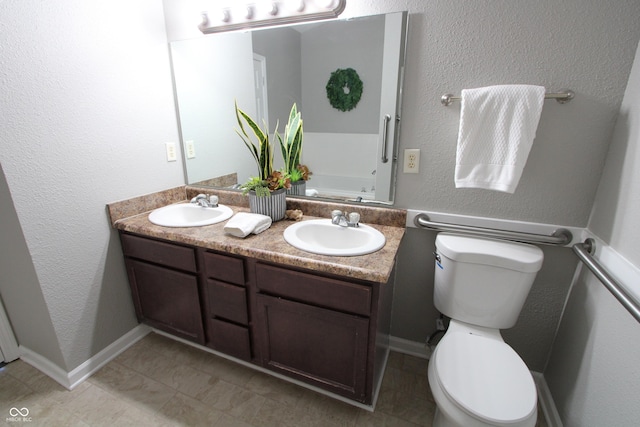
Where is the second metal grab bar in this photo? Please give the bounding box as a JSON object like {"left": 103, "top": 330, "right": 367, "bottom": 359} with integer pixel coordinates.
{"left": 414, "top": 211, "right": 639, "bottom": 323}
{"left": 573, "top": 239, "right": 640, "bottom": 323}
{"left": 413, "top": 213, "right": 573, "bottom": 246}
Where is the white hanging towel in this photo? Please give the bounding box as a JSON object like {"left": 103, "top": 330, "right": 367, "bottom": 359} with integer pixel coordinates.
{"left": 454, "top": 84, "right": 546, "bottom": 193}
{"left": 224, "top": 212, "right": 272, "bottom": 238}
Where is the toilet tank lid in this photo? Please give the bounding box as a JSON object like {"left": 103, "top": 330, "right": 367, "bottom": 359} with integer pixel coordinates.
{"left": 436, "top": 233, "right": 544, "bottom": 273}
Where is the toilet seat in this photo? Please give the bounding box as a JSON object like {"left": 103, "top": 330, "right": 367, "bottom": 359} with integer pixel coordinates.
{"left": 434, "top": 332, "right": 537, "bottom": 425}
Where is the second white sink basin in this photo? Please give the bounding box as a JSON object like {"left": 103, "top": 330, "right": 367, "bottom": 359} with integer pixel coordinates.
{"left": 283, "top": 219, "right": 386, "bottom": 256}
{"left": 148, "top": 203, "right": 233, "bottom": 227}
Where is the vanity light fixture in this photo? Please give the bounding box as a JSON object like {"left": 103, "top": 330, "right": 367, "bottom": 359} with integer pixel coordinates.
{"left": 198, "top": 0, "right": 346, "bottom": 34}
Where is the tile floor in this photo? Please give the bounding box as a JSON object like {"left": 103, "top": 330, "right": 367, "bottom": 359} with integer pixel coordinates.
{"left": 0, "top": 332, "right": 548, "bottom": 426}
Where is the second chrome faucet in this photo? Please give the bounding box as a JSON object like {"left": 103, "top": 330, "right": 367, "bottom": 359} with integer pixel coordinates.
{"left": 331, "top": 210, "right": 360, "bottom": 228}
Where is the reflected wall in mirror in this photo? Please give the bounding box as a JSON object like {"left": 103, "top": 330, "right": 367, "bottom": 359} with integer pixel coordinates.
{"left": 171, "top": 11, "right": 408, "bottom": 203}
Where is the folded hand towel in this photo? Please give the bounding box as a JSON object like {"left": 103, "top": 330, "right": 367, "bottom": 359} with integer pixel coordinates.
{"left": 224, "top": 212, "right": 272, "bottom": 238}
{"left": 455, "top": 84, "right": 545, "bottom": 193}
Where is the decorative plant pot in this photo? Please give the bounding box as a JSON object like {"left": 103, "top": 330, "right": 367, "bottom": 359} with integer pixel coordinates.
{"left": 248, "top": 188, "right": 287, "bottom": 221}
{"left": 287, "top": 180, "right": 306, "bottom": 196}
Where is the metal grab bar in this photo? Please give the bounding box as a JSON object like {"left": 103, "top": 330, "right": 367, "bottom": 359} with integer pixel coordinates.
{"left": 381, "top": 114, "right": 391, "bottom": 164}
{"left": 573, "top": 239, "right": 640, "bottom": 323}
{"left": 413, "top": 213, "right": 573, "bottom": 246}
{"left": 441, "top": 89, "right": 575, "bottom": 107}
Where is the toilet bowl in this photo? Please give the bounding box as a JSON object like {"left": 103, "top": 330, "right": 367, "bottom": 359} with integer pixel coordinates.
{"left": 428, "top": 233, "right": 544, "bottom": 427}
{"left": 428, "top": 321, "right": 538, "bottom": 427}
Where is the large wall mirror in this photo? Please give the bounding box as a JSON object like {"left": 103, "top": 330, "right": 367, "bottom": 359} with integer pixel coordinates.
{"left": 171, "top": 11, "right": 408, "bottom": 204}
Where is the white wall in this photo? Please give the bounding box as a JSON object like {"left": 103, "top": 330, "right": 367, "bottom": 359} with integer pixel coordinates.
{"left": 544, "top": 39, "right": 640, "bottom": 427}
{"left": 171, "top": 33, "right": 257, "bottom": 185}
{"left": 0, "top": 0, "right": 183, "bottom": 371}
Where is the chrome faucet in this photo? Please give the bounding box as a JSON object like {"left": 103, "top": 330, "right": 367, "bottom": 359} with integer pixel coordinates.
{"left": 331, "top": 210, "right": 360, "bottom": 228}
{"left": 190, "top": 194, "right": 219, "bottom": 208}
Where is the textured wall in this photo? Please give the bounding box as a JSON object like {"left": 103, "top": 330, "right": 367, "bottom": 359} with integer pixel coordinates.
{"left": 163, "top": 0, "right": 640, "bottom": 224}
{"left": 3, "top": 0, "right": 640, "bottom": 377}
{"left": 0, "top": 165, "right": 66, "bottom": 368}
{"left": 545, "top": 38, "right": 640, "bottom": 427}
{"left": 0, "top": 0, "right": 183, "bottom": 370}
{"left": 340, "top": 0, "right": 640, "bottom": 226}
{"left": 337, "top": 0, "right": 640, "bottom": 370}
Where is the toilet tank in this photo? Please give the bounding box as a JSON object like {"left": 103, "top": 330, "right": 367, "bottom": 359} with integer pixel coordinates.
{"left": 434, "top": 233, "right": 544, "bottom": 329}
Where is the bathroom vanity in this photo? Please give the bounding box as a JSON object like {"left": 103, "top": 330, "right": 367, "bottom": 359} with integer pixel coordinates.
{"left": 108, "top": 187, "right": 405, "bottom": 407}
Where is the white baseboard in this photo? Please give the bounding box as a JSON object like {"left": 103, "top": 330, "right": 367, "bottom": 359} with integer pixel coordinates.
{"left": 19, "top": 324, "right": 151, "bottom": 390}
{"left": 532, "top": 372, "right": 563, "bottom": 427}
{"left": 388, "top": 335, "right": 431, "bottom": 359}
{"left": 19, "top": 345, "right": 72, "bottom": 389}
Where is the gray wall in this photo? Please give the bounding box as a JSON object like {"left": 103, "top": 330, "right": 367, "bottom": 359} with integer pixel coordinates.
{"left": 0, "top": 0, "right": 184, "bottom": 371}
{"left": 393, "top": 227, "right": 579, "bottom": 371}
{"left": 301, "top": 15, "right": 384, "bottom": 134}
{"left": 2, "top": 0, "right": 640, "bottom": 383}
{"left": 0, "top": 165, "right": 66, "bottom": 368}
{"left": 338, "top": 0, "right": 640, "bottom": 373}
{"left": 544, "top": 39, "right": 640, "bottom": 427}
{"left": 252, "top": 27, "right": 303, "bottom": 132}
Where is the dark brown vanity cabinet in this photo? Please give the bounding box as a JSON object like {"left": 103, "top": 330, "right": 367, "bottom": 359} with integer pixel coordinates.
{"left": 200, "top": 251, "right": 252, "bottom": 361}
{"left": 119, "top": 231, "right": 394, "bottom": 406}
{"left": 253, "top": 262, "right": 383, "bottom": 404}
{"left": 120, "top": 233, "right": 205, "bottom": 344}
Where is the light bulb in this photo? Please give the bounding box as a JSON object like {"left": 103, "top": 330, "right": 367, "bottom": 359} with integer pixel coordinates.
{"left": 245, "top": 5, "right": 254, "bottom": 19}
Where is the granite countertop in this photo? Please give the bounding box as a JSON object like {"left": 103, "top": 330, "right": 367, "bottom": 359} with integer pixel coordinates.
{"left": 108, "top": 187, "right": 406, "bottom": 283}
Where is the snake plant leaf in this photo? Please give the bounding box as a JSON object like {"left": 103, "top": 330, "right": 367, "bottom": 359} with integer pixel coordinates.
{"left": 279, "top": 103, "right": 304, "bottom": 177}
{"left": 235, "top": 101, "right": 274, "bottom": 181}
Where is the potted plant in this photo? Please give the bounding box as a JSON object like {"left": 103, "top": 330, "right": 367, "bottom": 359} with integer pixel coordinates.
{"left": 235, "top": 101, "right": 290, "bottom": 221}
{"left": 277, "top": 103, "right": 311, "bottom": 196}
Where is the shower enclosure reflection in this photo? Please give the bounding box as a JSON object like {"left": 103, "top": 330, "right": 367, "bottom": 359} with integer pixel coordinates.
{"left": 170, "top": 12, "right": 407, "bottom": 203}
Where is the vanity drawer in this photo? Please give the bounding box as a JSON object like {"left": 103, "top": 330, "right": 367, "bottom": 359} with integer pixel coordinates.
{"left": 206, "top": 279, "right": 248, "bottom": 325}
{"left": 121, "top": 233, "right": 196, "bottom": 273}
{"left": 208, "top": 318, "right": 251, "bottom": 361}
{"left": 255, "top": 263, "right": 372, "bottom": 316}
{"left": 203, "top": 252, "right": 245, "bottom": 285}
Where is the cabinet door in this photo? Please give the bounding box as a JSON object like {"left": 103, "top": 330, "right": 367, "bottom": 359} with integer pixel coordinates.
{"left": 255, "top": 294, "right": 369, "bottom": 402}
{"left": 127, "top": 259, "right": 205, "bottom": 344}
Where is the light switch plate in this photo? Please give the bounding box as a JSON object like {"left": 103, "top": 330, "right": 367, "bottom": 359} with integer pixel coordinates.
{"left": 165, "top": 142, "right": 177, "bottom": 162}
{"left": 185, "top": 140, "right": 196, "bottom": 159}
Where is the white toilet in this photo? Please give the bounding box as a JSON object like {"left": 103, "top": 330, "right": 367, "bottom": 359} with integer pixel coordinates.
{"left": 428, "top": 233, "right": 544, "bottom": 427}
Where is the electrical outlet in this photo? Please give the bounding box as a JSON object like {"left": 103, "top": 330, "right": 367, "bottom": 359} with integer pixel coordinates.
{"left": 165, "top": 142, "right": 177, "bottom": 162}
{"left": 185, "top": 140, "right": 196, "bottom": 159}
{"left": 403, "top": 148, "right": 420, "bottom": 173}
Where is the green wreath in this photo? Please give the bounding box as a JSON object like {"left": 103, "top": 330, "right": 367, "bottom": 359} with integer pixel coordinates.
{"left": 326, "top": 68, "right": 363, "bottom": 112}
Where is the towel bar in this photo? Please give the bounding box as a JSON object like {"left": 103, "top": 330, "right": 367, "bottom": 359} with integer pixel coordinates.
{"left": 441, "top": 89, "right": 574, "bottom": 106}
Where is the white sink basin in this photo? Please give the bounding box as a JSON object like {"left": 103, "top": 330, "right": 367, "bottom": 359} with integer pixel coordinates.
{"left": 148, "top": 203, "right": 233, "bottom": 227}
{"left": 283, "top": 219, "right": 386, "bottom": 256}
